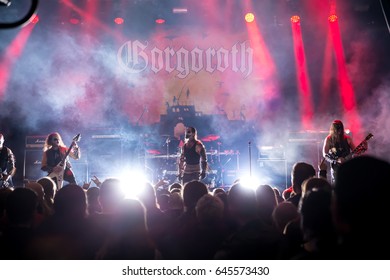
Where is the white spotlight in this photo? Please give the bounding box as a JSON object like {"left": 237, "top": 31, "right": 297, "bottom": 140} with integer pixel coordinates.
{"left": 172, "top": 8, "right": 188, "bottom": 14}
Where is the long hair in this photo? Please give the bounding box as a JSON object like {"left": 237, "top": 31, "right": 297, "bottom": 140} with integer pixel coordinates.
{"left": 43, "top": 132, "right": 66, "bottom": 152}
{"left": 330, "top": 120, "right": 345, "bottom": 143}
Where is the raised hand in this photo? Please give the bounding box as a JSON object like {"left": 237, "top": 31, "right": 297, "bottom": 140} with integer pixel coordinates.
{"left": 91, "top": 175, "right": 102, "bottom": 187}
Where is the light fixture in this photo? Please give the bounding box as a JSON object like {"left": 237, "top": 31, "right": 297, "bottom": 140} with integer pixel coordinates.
{"left": 245, "top": 13, "right": 255, "bottom": 23}
{"left": 114, "top": 17, "right": 124, "bottom": 25}
{"left": 155, "top": 18, "right": 165, "bottom": 24}
{"left": 328, "top": 14, "right": 338, "bottom": 23}
{"left": 172, "top": 8, "right": 188, "bottom": 14}
{"left": 0, "top": 0, "right": 11, "bottom": 7}
{"left": 0, "top": 0, "right": 39, "bottom": 29}
{"left": 31, "top": 15, "right": 39, "bottom": 24}
{"left": 290, "top": 15, "right": 300, "bottom": 23}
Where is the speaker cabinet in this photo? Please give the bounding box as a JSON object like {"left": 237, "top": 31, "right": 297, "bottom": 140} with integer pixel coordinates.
{"left": 23, "top": 150, "right": 46, "bottom": 181}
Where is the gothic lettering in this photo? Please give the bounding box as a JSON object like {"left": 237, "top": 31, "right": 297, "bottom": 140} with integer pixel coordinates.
{"left": 117, "top": 40, "right": 253, "bottom": 78}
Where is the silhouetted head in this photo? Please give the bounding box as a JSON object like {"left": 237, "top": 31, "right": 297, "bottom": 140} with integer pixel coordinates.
{"left": 54, "top": 184, "right": 86, "bottom": 218}
{"left": 182, "top": 180, "right": 208, "bottom": 210}
{"left": 291, "top": 162, "right": 316, "bottom": 194}
{"left": 6, "top": 188, "right": 38, "bottom": 225}
{"left": 334, "top": 156, "right": 390, "bottom": 230}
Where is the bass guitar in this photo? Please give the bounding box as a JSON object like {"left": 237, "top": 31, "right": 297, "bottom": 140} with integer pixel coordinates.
{"left": 326, "top": 133, "right": 373, "bottom": 166}
{"left": 48, "top": 133, "right": 81, "bottom": 190}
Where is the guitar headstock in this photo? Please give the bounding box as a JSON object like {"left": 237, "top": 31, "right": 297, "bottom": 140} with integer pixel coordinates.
{"left": 365, "top": 133, "right": 373, "bottom": 141}
{"left": 73, "top": 133, "right": 81, "bottom": 142}
{"left": 354, "top": 133, "right": 373, "bottom": 156}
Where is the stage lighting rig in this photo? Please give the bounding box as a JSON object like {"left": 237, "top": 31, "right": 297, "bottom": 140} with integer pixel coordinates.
{"left": 0, "top": 0, "right": 39, "bottom": 29}
{"left": 0, "top": 0, "right": 11, "bottom": 7}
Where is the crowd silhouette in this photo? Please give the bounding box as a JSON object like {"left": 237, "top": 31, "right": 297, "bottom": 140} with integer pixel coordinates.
{"left": 0, "top": 155, "right": 389, "bottom": 260}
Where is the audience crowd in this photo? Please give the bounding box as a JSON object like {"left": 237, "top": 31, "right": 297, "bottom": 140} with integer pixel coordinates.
{"left": 0, "top": 155, "right": 389, "bottom": 260}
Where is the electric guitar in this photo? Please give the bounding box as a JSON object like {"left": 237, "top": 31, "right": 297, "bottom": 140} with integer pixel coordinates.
{"left": 48, "top": 133, "right": 81, "bottom": 189}
{"left": 326, "top": 133, "right": 373, "bottom": 166}
{"left": 0, "top": 176, "right": 9, "bottom": 189}
{"left": 0, "top": 168, "right": 10, "bottom": 189}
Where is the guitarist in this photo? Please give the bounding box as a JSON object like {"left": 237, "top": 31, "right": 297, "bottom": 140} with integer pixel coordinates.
{"left": 41, "top": 132, "right": 80, "bottom": 190}
{"left": 0, "top": 133, "right": 16, "bottom": 188}
{"left": 322, "top": 120, "right": 367, "bottom": 184}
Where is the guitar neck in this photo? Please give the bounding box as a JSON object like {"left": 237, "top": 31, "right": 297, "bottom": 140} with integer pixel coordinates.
{"left": 58, "top": 142, "right": 75, "bottom": 166}
{"left": 347, "top": 133, "right": 373, "bottom": 160}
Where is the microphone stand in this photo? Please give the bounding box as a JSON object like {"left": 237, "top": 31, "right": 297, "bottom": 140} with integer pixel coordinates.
{"left": 165, "top": 137, "right": 170, "bottom": 160}
{"left": 248, "top": 141, "right": 252, "bottom": 177}
{"left": 136, "top": 106, "right": 147, "bottom": 126}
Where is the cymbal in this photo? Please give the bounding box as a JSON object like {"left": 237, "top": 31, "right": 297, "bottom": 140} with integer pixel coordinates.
{"left": 149, "top": 154, "right": 180, "bottom": 158}
{"left": 146, "top": 149, "right": 162, "bottom": 155}
{"left": 201, "top": 134, "right": 220, "bottom": 142}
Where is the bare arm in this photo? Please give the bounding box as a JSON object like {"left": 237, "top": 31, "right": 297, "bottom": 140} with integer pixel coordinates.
{"left": 178, "top": 146, "right": 185, "bottom": 177}
{"left": 322, "top": 137, "right": 331, "bottom": 158}
{"left": 323, "top": 137, "right": 339, "bottom": 165}
{"left": 196, "top": 142, "right": 208, "bottom": 175}
{"left": 6, "top": 148, "right": 16, "bottom": 177}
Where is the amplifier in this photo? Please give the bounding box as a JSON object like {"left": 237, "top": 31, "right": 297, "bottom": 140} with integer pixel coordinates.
{"left": 258, "top": 146, "right": 285, "bottom": 160}
{"left": 25, "top": 135, "right": 46, "bottom": 149}
{"left": 23, "top": 149, "right": 46, "bottom": 181}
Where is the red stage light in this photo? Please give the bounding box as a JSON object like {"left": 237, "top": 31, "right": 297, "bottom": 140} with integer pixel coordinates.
{"left": 31, "top": 15, "right": 39, "bottom": 24}
{"left": 155, "top": 18, "right": 165, "bottom": 24}
{"left": 328, "top": 14, "right": 338, "bottom": 23}
{"left": 114, "top": 17, "right": 124, "bottom": 25}
{"left": 245, "top": 13, "right": 255, "bottom": 23}
{"left": 290, "top": 15, "right": 300, "bottom": 23}
{"left": 69, "top": 18, "right": 80, "bottom": 25}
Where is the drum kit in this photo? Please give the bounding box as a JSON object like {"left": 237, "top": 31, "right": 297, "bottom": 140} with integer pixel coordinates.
{"left": 142, "top": 135, "right": 180, "bottom": 183}
{"left": 142, "top": 133, "right": 237, "bottom": 187}
{"left": 201, "top": 134, "right": 220, "bottom": 142}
